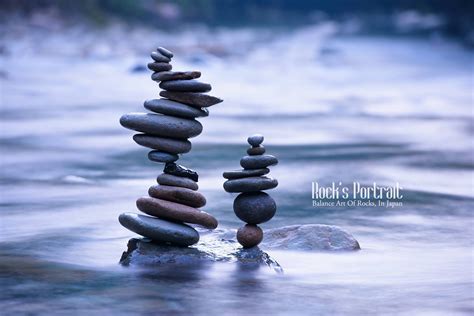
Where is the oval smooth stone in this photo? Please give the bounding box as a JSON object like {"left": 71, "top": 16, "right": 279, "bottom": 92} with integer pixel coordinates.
{"left": 120, "top": 113, "right": 203, "bottom": 139}
{"left": 223, "top": 176, "right": 278, "bottom": 193}
{"left": 160, "top": 91, "right": 223, "bottom": 108}
{"left": 240, "top": 155, "right": 278, "bottom": 169}
{"left": 152, "top": 71, "right": 201, "bottom": 82}
{"left": 149, "top": 184, "right": 206, "bottom": 208}
{"left": 151, "top": 51, "right": 171, "bottom": 63}
{"left": 136, "top": 197, "right": 218, "bottom": 229}
{"left": 118, "top": 212, "right": 199, "bottom": 246}
{"left": 159, "top": 80, "right": 211, "bottom": 93}
{"left": 237, "top": 224, "right": 263, "bottom": 248}
{"left": 248, "top": 134, "right": 264, "bottom": 146}
{"left": 223, "top": 168, "right": 269, "bottom": 180}
{"left": 157, "top": 46, "right": 173, "bottom": 58}
{"left": 133, "top": 134, "right": 191, "bottom": 154}
{"left": 247, "top": 146, "right": 265, "bottom": 156}
{"left": 157, "top": 173, "right": 198, "bottom": 191}
{"left": 148, "top": 150, "right": 179, "bottom": 163}
{"left": 147, "top": 62, "right": 172, "bottom": 72}
{"left": 233, "top": 192, "right": 276, "bottom": 224}
{"left": 144, "top": 98, "right": 208, "bottom": 118}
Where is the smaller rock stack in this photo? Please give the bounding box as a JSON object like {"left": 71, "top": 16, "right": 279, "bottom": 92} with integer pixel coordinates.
{"left": 118, "top": 46, "right": 222, "bottom": 247}
{"left": 223, "top": 134, "right": 279, "bottom": 248}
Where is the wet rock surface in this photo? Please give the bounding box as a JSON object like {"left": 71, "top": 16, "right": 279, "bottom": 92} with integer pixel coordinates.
{"left": 119, "top": 224, "right": 360, "bottom": 268}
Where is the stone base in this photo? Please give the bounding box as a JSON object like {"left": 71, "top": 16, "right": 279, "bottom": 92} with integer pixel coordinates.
{"left": 119, "top": 224, "right": 360, "bottom": 271}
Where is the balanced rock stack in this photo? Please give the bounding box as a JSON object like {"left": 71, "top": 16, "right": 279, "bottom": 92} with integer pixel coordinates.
{"left": 118, "top": 46, "right": 222, "bottom": 247}
{"left": 223, "top": 134, "right": 279, "bottom": 248}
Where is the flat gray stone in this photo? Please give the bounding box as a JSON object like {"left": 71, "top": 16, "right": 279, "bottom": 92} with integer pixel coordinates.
{"left": 160, "top": 91, "right": 223, "bottom": 108}
{"left": 159, "top": 80, "right": 211, "bottom": 93}
{"left": 157, "top": 173, "right": 198, "bottom": 191}
{"left": 157, "top": 46, "right": 173, "bottom": 58}
{"left": 133, "top": 134, "right": 191, "bottom": 154}
{"left": 248, "top": 134, "right": 264, "bottom": 146}
{"left": 262, "top": 224, "right": 361, "bottom": 251}
{"left": 240, "top": 155, "right": 278, "bottom": 169}
{"left": 120, "top": 112, "right": 202, "bottom": 139}
{"left": 147, "top": 62, "right": 172, "bottom": 72}
{"left": 152, "top": 71, "right": 201, "bottom": 82}
{"left": 150, "top": 51, "right": 171, "bottom": 63}
{"left": 223, "top": 168, "right": 269, "bottom": 180}
{"left": 144, "top": 98, "right": 208, "bottom": 118}
{"left": 247, "top": 146, "right": 265, "bottom": 155}
{"left": 223, "top": 176, "right": 278, "bottom": 193}
{"left": 118, "top": 213, "right": 199, "bottom": 247}
{"left": 148, "top": 150, "right": 179, "bottom": 163}
{"left": 233, "top": 192, "right": 276, "bottom": 224}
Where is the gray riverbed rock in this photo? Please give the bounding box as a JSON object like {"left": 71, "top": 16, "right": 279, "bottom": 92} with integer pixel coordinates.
{"left": 119, "top": 224, "right": 359, "bottom": 268}
{"left": 261, "top": 224, "right": 361, "bottom": 251}
{"left": 120, "top": 234, "right": 282, "bottom": 272}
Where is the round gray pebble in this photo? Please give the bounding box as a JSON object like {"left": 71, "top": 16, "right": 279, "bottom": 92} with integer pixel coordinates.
{"left": 157, "top": 47, "right": 173, "bottom": 58}
{"left": 148, "top": 150, "right": 179, "bottom": 163}
{"left": 233, "top": 192, "right": 276, "bottom": 224}
{"left": 247, "top": 134, "right": 264, "bottom": 146}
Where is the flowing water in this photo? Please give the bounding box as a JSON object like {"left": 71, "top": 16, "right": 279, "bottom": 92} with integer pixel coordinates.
{"left": 1, "top": 24, "right": 473, "bottom": 315}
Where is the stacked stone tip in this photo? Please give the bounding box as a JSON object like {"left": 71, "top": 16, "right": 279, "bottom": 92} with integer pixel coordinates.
{"left": 223, "top": 134, "right": 278, "bottom": 248}
{"left": 118, "top": 46, "right": 222, "bottom": 247}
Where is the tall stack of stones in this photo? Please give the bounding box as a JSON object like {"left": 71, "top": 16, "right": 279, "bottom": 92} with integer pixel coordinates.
{"left": 118, "top": 46, "right": 222, "bottom": 247}
{"left": 223, "top": 134, "right": 278, "bottom": 248}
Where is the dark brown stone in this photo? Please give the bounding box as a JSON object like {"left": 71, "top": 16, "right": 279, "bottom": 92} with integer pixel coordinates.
{"left": 247, "top": 146, "right": 265, "bottom": 156}
{"left": 148, "top": 184, "right": 206, "bottom": 208}
{"left": 157, "top": 173, "right": 198, "bottom": 191}
{"left": 237, "top": 224, "right": 263, "bottom": 248}
{"left": 136, "top": 197, "right": 218, "bottom": 229}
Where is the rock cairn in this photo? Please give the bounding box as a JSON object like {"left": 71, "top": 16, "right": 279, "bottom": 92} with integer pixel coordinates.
{"left": 223, "top": 134, "right": 278, "bottom": 248}
{"left": 119, "top": 46, "right": 222, "bottom": 247}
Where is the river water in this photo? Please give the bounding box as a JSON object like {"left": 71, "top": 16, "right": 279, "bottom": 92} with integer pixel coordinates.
{"left": 1, "top": 24, "right": 473, "bottom": 315}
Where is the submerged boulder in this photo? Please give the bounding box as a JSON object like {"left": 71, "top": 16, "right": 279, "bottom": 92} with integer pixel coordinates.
{"left": 262, "top": 224, "right": 361, "bottom": 251}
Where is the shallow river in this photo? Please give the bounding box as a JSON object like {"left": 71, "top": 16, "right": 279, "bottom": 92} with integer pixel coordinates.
{"left": 1, "top": 24, "right": 473, "bottom": 315}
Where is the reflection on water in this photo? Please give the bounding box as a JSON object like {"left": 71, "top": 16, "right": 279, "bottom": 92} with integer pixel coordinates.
{"left": 0, "top": 23, "right": 473, "bottom": 315}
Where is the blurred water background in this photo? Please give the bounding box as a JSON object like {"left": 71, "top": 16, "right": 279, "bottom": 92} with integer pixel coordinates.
{"left": 0, "top": 1, "right": 473, "bottom": 315}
